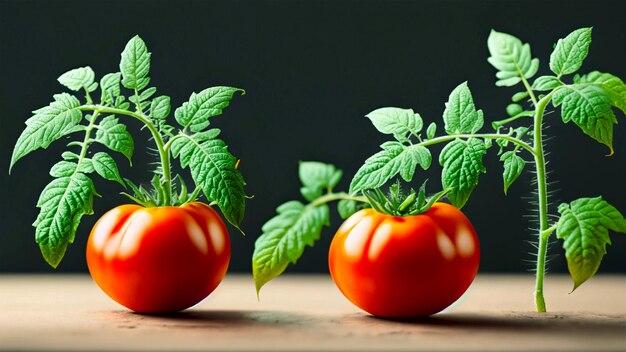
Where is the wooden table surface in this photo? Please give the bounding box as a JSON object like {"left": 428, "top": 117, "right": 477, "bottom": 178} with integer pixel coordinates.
{"left": 1, "top": 274, "right": 625, "bottom": 351}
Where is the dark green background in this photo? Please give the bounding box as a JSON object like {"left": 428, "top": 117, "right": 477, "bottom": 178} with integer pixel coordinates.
{"left": 1, "top": 0, "right": 625, "bottom": 275}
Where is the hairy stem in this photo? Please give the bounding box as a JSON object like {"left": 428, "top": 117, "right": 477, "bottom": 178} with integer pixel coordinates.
{"left": 532, "top": 91, "right": 554, "bottom": 313}
{"left": 81, "top": 104, "right": 172, "bottom": 205}
{"left": 420, "top": 133, "right": 536, "bottom": 156}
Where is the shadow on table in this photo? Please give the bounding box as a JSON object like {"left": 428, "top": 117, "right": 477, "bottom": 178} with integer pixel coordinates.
{"left": 95, "top": 309, "right": 312, "bottom": 330}
{"left": 358, "top": 312, "right": 626, "bottom": 334}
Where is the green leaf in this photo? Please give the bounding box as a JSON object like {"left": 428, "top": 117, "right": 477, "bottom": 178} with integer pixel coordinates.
{"left": 171, "top": 132, "right": 246, "bottom": 227}
{"left": 487, "top": 30, "right": 540, "bottom": 87}
{"left": 506, "top": 103, "right": 523, "bottom": 116}
{"left": 33, "top": 172, "right": 96, "bottom": 268}
{"left": 550, "top": 28, "right": 592, "bottom": 77}
{"left": 94, "top": 116, "right": 135, "bottom": 162}
{"left": 512, "top": 91, "right": 529, "bottom": 102}
{"left": 443, "top": 82, "right": 484, "bottom": 134}
{"left": 50, "top": 161, "right": 77, "bottom": 177}
{"left": 58, "top": 67, "right": 95, "bottom": 91}
{"left": 500, "top": 151, "right": 525, "bottom": 195}
{"left": 92, "top": 152, "right": 125, "bottom": 187}
{"left": 298, "top": 161, "right": 342, "bottom": 201}
{"left": 532, "top": 76, "right": 563, "bottom": 91}
{"left": 337, "top": 199, "right": 364, "bottom": 219}
{"left": 150, "top": 95, "right": 171, "bottom": 125}
{"left": 350, "top": 142, "right": 432, "bottom": 194}
{"left": 553, "top": 84, "right": 616, "bottom": 153}
{"left": 174, "top": 87, "right": 244, "bottom": 132}
{"left": 78, "top": 159, "right": 94, "bottom": 173}
{"left": 120, "top": 35, "right": 151, "bottom": 91}
{"left": 366, "top": 107, "right": 423, "bottom": 137}
{"left": 100, "top": 72, "right": 122, "bottom": 104}
{"left": 576, "top": 71, "right": 626, "bottom": 114}
{"left": 426, "top": 122, "right": 437, "bottom": 139}
{"left": 138, "top": 87, "right": 157, "bottom": 101}
{"left": 10, "top": 93, "right": 82, "bottom": 172}
{"left": 556, "top": 197, "right": 626, "bottom": 290}
{"left": 252, "top": 201, "right": 330, "bottom": 294}
{"left": 440, "top": 138, "right": 487, "bottom": 208}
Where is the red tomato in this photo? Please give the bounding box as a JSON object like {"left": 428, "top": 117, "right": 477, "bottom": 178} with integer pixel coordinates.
{"left": 86, "top": 202, "right": 230, "bottom": 313}
{"left": 328, "top": 203, "right": 479, "bottom": 318}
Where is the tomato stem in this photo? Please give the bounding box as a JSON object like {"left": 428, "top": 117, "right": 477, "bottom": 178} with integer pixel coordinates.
{"left": 532, "top": 91, "right": 555, "bottom": 313}
{"left": 420, "top": 133, "right": 536, "bottom": 156}
{"left": 309, "top": 192, "right": 369, "bottom": 208}
{"left": 80, "top": 104, "right": 173, "bottom": 205}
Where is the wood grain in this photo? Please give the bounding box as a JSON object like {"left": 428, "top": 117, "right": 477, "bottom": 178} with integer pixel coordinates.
{"left": 1, "top": 274, "right": 625, "bottom": 351}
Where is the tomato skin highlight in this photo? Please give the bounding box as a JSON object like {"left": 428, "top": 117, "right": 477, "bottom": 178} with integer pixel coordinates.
{"left": 328, "top": 203, "right": 480, "bottom": 318}
{"left": 86, "top": 202, "right": 230, "bottom": 313}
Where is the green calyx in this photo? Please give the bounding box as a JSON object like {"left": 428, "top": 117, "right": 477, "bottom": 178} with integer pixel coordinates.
{"left": 362, "top": 180, "right": 449, "bottom": 217}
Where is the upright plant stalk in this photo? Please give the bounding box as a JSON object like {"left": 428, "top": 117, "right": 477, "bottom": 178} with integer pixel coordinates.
{"left": 532, "top": 92, "right": 553, "bottom": 312}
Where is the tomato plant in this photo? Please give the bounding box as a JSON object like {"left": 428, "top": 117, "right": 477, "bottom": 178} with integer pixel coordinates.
{"left": 10, "top": 36, "right": 247, "bottom": 312}
{"left": 253, "top": 27, "right": 626, "bottom": 315}
{"left": 87, "top": 203, "right": 230, "bottom": 312}
{"left": 329, "top": 204, "right": 479, "bottom": 317}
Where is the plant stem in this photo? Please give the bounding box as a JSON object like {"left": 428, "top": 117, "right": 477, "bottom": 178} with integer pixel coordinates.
{"left": 532, "top": 91, "right": 554, "bottom": 313}
{"left": 69, "top": 112, "right": 99, "bottom": 181}
{"left": 420, "top": 133, "right": 536, "bottom": 156}
{"left": 310, "top": 192, "right": 369, "bottom": 207}
{"left": 81, "top": 104, "right": 172, "bottom": 205}
{"left": 491, "top": 112, "right": 533, "bottom": 130}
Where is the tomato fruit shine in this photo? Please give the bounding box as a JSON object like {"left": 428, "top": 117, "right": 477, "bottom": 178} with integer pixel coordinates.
{"left": 329, "top": 203, "right": 480, "bottom": 318}
{"left": 86, "top": 202, "right": 230, "bottom": 313}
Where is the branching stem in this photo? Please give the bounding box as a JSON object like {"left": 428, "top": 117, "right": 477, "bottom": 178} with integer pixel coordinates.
{"left": 420, "top": 133, "right": 536, "bottom": 156}
{"left": 80, "top": 104, "right": 172, "bottom": 205}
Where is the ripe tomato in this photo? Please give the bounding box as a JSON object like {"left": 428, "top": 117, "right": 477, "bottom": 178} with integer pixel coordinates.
{"left": 328, "top": 203, "right": 479, "bottom": 318}
{"left": 86, "top": 202, "right": 230, "bottom": 313}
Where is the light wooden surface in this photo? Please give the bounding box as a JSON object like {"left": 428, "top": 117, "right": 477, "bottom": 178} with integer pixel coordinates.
{"left": 1, "top": 274, "right": 625, "bottom": 351}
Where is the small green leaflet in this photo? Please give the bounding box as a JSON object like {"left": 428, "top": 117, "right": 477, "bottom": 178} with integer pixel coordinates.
{"left": 175, "top": 87, "right": 244, "bottom": 132}
{"left": 556, "top": 197, "right": 626, "bottom": 290}
{"left": 120, "top": 35, "right": 151, "bottom": 91}
{"left": 100, "top": 72, "right": 122, "bottom": 104}
{"left": 550, "top": 28, "right": 592, "bottom": 77}
{"left": 92, "top": 152, "right": 125, "bottom": 187}
{"left": 252, "top": 201, "right": 330, "bottom": 294}
{"left": 426, "top": 122, "right": 437, "bottom": 139}
{"left": 299, "top": 161, "right": 342, "bottom": 201}
{"left": 443, "top": 82, "right": 484, "bottom": 134}
{"left": 575, "top": 71, "right": 626, "bottom": 114}
{"left": 171, "top": 131, "right": 246, "bottom": 227}
{"left": 366, "top": 107, "right": 423, "bottom": 138}
{"left": 58, "top": 67, "right": 95, "bottom": 91}
{"left": 440, "top": 138, "right": 487, "bottom": 208}
{"left": 487, "top": 30, "right": 539, "bottom": 87}
{"left": 500, "top": 151, "right": 525, "bottom": 194}
{"left": 34, "top": 172, "right": 96, "bottom": 268}
{"left": 506, "top": 104, "right": 523, "bottom": 116}
{"left": 150, "top": 95, "right": 171, "bottom": 125}
{"left": 350, "top": 142, "right": 431, "bottom": 194}
{"left": 10, "top": 93, "right": 82, "bottom": 172}
{"left": 94, "top": 116, "right": 135, "bottom": 162}
{"left": 337, "top": 199, "right": 360, "bottom": 219}
{"left": 553, "top": 84, "right": 616, "bottom": 153}
{"left": 532, "top": 76, "right": 562, "bottom": 91}
{"left": 50, "top": 161, "right": 78, "bottom": 177}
